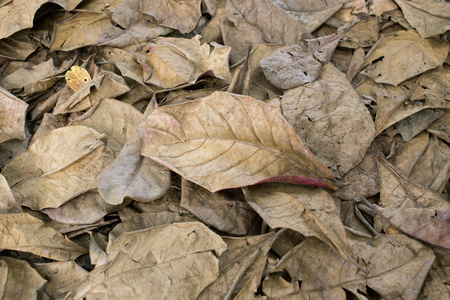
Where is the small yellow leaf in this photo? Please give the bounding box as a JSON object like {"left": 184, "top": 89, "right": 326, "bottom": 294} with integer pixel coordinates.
{"left": 65, "top": 66, "right": 91, "bottom": 91}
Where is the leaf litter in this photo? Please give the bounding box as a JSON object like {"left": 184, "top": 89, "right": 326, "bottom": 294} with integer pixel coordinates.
{"left": 0, "top": 0, "right": 449, "bottom": 299}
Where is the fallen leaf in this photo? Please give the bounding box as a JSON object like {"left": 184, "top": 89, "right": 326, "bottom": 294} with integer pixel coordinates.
{"left": 0, "top": 29, "right": 40, "bottom": 60}
{"left": 280, "top": 63, "right": 375, "bottom": 178}
{"left": 139, "top": 91, "right": 338, "bottom": 192}
{"left": 369, "top": 0, "right": 398, "bottom": 16}
{"left": 181, "top": 179, "right": 258, "bottom": 235}
{"left": 72, "top": 222, "right": 226, "bottom": 299}
{"left": 362, "top": 30, "right": 449, "bottom": 86}
{"left": 1, "top": 126, "right": 115, "bottom": 210}
{"left": 243, "top": 183, "right": 354, "bottom": 264}
{"left": 395, "top": 108, "right": 444, "bottom": 141}
{"left": 387, "top": 132, "right": 429, "bottom": 176}
{"left": 0, "top": 256, "right": 46, "bottom": 299}
{"left": 65, "top": 66, "right": 91, "bottom": 91}
{"left": 339, "top": 16, "right": 380, "bottom": 48}
{"left": 0, "top": 213, "right": 87, "bottom": 260}
{"left": 0, "top": 87, "right": 28, "bottom": 144}
{"left": 0, "top": 173, "right": 22, "bottom": 213}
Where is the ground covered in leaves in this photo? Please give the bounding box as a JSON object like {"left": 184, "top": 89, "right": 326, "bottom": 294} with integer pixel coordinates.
{"left": 0, "top": 0, "right": 449, "bottom": 299}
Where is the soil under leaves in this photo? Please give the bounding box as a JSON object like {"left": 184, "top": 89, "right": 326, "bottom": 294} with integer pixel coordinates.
{"left": 0, "top": 0, "right": 449, "bottom": 299}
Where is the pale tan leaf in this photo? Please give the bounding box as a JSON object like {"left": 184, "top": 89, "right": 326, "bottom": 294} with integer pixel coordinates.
{"left": 221, "top": 0, "right": 308, "bottom": 63}
{"left": 339, "top": 17, "right": 379, "bottom": 48}
{"left": 0, "top": 173, "right": 22, "bottom": 213}
{"left": 0, "top": 87, "right": 28, "bottom": 144}
{"left": 0, "top": 213, "right": 87, "bottom": 260}
{"left": 139, "top": 91, "right": 339, "bottom": 192}
{"left": 141, "top": 0, "right": 202, "bottom": 33}
{"left": 243, "top": 183, "right": 354, "bottom": 263}
{"left": 72, "top": 222, "right": 226, "bottom": 299}
{"left": 29, "top": 113, "right": 70, "bottom": 145}
{"left": 369, "top": 0, "right": 398, "bottom": 16}
{"left": 0, "top": 0, "right": 83, "bottom": 39}
{"left": 34, "top": 261, "right": 88, "bottom": 299}
{"left": 0, "top": 29, "right": 40, "bottom": 60}
{"left": 1, "top": 126, "right": 115, "bottom": 210}
{"left": 181, "top": 179, "right": 257, "bottom": 235}
{"left": 395, "top": 0, "right": 450, "bottom": 38}
{"left": 97, "top": 136, "right": 171, "bottom": 205}
{"left": 280, "top": 4, "right": 342, "bottom": 33}
{"left": 0, "top": 257, "right": 46, "bottom": 299}
{"left": 395, "top": 108, "right": 444, "bottom": 141}
{"left": 280, "top": 63, "right": 375, "bottom": 178}
{"left": 99, "top": 47, "right": 144, "bottom": 84}
{"left": 362, "top": 30, "right": 449, "bottom": 86}
{"left": 89, "top": 232, "right": 109, "bottom": 267}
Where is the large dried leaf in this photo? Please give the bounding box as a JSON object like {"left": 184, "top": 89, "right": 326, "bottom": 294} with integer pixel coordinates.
{"left": 362, "top": 30, "right": 449, "bottom": 86}
{"left": 395, "top": 0, "right": 450, "bottom": 38}
{"left": 181, "top": 179, "right": 257, "bottom": 235}
{"left": 375, "top": 156, "right": 450, "bottom": 248}
{"left": 139, "top": 91, "right": 338, "bottom": 192}
{"left": 0, "top": 173, "right": 22, "bottom": 213}
{"left": 243, "top": 183, "right": 354, "bottom": 264}
{"left": 0, "top": 29, "right": 39, "bottom": 60}
{"left": 1, "top": 126, "right": 115, "bottom": 210}
{"left": 280, "top": 63, "right": 375, "bottom": 178}
{"left": 0, "top": 257, "right": 46, "bottom": 299}
{"left": 222, "top": 0, "right": 309, "bottom": 63}
{"left": 0, "top": 87, "right": 28, "bottom": 144}
{"left": 137, "top": 36, "right": 231, "bottom": 89}
{"left": 72, "top": 222, "right": 227, "bottom": 299}
{"left": 0, "top": 213, "right": 87, "bottom": 260}
{"left": 97, "top": 136, "right": 171, "bottom": 205}
{"left": 140, "top": 0, "right": 202, "bottom": 34}
{"left": 0, "top": 0, "right": 83, "bottom": 39}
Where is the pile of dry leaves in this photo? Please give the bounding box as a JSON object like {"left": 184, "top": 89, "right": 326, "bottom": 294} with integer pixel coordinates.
{"left": 0, "top": 0, "right": 449, "bottom": 299}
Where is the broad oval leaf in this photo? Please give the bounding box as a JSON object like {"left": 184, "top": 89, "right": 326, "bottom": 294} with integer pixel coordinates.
{"left": 65, "top": 66, "right": 91, "bottom": 91}
{"left": 0, "top": 87, "right": 28, "bottom": 144}
{"left": 139, "top": 91, "right": 338, "bottom": 192}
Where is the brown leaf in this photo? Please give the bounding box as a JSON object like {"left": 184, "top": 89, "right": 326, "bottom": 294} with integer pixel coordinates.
{"left": 139, "top": 91, "right": 338, "bottom": 192}
{"left": 181, "top": 179, "right": 258, "bottom": 235}
{"left": 0, "top": 257, "right": 46, "bottom": 299}
{"left": 362, "top": 30, "right": 449, "bottom": 86}
{"left": 1, "top": 126, "right": 115, "bottom": 210}
{"left": 280, "top": 63, "right": 375, "bottom": 178}
{"left": 369, "top": 0, "right": 398, "bottom": 16}
{"left": 0, "top": 173, "right": 22, "bottom": 213}
{"left": 72, "top": 222, "right": 226, "bottom": 299}
{"left": 0, "top": 29, "right": 40, "bottom": 60}
{"left": 34, "top": 261, "right": 88, "bottom": 299}
{"left": 141, "top": 0, "right": 202, "bottom": 34}
{"left": 0, "top": 87, "right": 28, "bottom": 144}
{"left": 339, "top": 17, "right": 380, "bottom": 48}
{"left": 243, "top": 183, "right": 354, "bottom": 264}
{"left": 0, "top": 213, "right": 87, "bottom": 260}
{"left": 99, "top": 47, "right": 144, "bottom": 84}
{"left": 427, "top": 109, "right": 450, "bottom": 143}
{"left": 395, "top": 0, "right": 450, "bottom": 38}
{"left": 221, "top": 0, "right": 309, "bottom": 63}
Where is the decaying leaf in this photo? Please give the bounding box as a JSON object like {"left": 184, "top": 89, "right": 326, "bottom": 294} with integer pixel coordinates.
{"left": 1, "top": 126, "right": 115, "bottom": 210}
{"left": 362, "top": 30, "right": 449, "bottom": 86}
{"left": 0, "top": 213, "right": 87, "bottom": 260}
{"left": 139, "top": 91, "right": 339, "bottom": 192}
{"left": 65, "top": 66, "right": 92, "bottom": 91}
{"left": 0, "top": 173, "right": 22, "bottom": 213}
{"left": 0, "top": 257, "right": 46, "bottom": 299}
{"left": 0, "top": 87, "right": 28, "bottom": 144}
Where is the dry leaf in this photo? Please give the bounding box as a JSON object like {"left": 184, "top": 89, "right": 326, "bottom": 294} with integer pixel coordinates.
{"left": 362, "top": 30, "right": 449, "bottom": 86}
{"left": 395, "top": 108, "right": 444, "bottom": 141}
{"left": 72, "top": 222, "right": 226, "bottom": 299}
{"left": 0, "top": 213, "right": 87, "bottom": 260}
{"left": 139, "top": 91, "right": 339, "bottom": 192}
{"left": 0, "top": 173, "right": 22, "bottom": 213}
{"left": 394, "top": 0, "right": 450, "bottom": 38}
{"left": 280, "top": 63, "right": 375, "bottom": 178}
{"left": 181, "top": 179, "right": 257, "bottom": 235}
{"left": 1, "top": 126, "right": 115, "bottom": 210}
{"left": 141, "top": 0, "right": 202, "bottom": 34}
{"left": 99, "top": 47, "right": 144, "bottom": 84}
{"left": 243, "top": 183, "right": 354, "bottom": 264}
{"left": 387, "top": 132, "right": 429, "bottom": 176}
{"left": 339, "top": 17, "right": 380, "bottom": 48}
{"left": 65, "top": 66, "right": 92, "bottom": 91}
{"left": 0, "top": 29, "right": 40, "bottom": 60}
{"left": 369, "top": 0, "right": 398, "bottom": 16}
{"left": 0, "top": 256, "right": 46, "bottom": 299}
{"left": 0, "top": 87, "right": 28, "bottom": 144}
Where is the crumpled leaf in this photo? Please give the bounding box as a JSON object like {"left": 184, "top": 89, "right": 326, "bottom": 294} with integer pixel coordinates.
{"left": 395, "top": 108, "right": 444, "bottom": 141}
{"left": 140, "top": 0, "right": 202, "bottom": 34}
{"left": 0, "top": 87, "right": 28, "bottom": 144}
{"left": 1, "top": 126, "right": 115, "bottom": 210}
{"left": 139, "top": 91, "right": 339, "bottom": 192}
{"left": 181, "top": 179, "right": 258, "bottom": 236}
{"left": 395, "top": 0, "right": 450, "bottom": 38}
{"left": 0, "top": 29, "right": 40, "bottom": 60}
{"left": 34, "top": 261, "right": 88, "bottom": 300}
{"left": 280, "top": 63, "right": 375, "bottom": 178}
{"left": 0, "top": 256, "right": 46, "bottom": 299}
{"left": 65, "top": 66, "right": 91, "bottom": 91}
{"left": 222, "top": 0, "right": 309, "bottom": 63}
{"left": 198, "top": 232, "right": 279, "bottom": 299}
{"left": 362, "top": 30, "right": 449, "bottom": 86}
{"left": 99, "top": 47, "right": 144, "bottom": 84}
{"left": 72, "top": 222, "right": 227, "bottom": 299}
{"left": 0, "top": 0, "right": 83, "bottom": 39}
{"left": 0, "top": 213, "right": 87, "bottom": 260}
{"left": 339, "top": 16, "right": 379, "bottom": 49}
{"left": 369, "top": 0, "right": 398, "bottom": 16}
{"left": 137, "top": 36, "right": 231, "bottom": 89}
{"left": 243, "top": 183, "right": 354, "bottom": 264}
{"left": 0, "top": 173, "right": 22, "bottom": 213}
{"left": 375, "top": 156, "right": 450, "bottom": 248}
